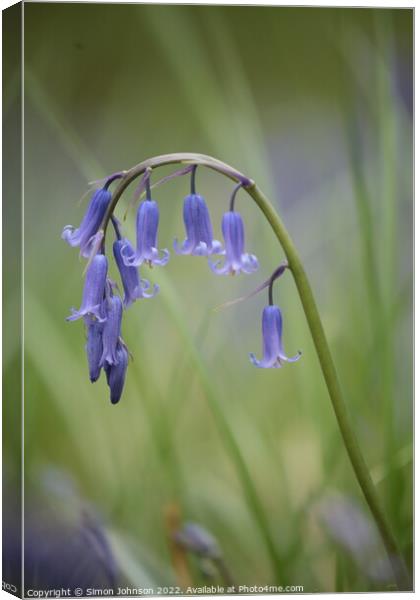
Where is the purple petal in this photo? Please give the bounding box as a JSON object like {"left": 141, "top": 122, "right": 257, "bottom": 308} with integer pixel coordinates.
{"left": 104, "top": 343, "right": 129, "bottom": 404}
{"left": 85, "top": 317, "right": 104, "bottom": 382}
{"left": 61, "top": 188, "right": 111, "bottom": 256}
{"left": 100, "top": 295, "right": 123, "bottom": 366}
{"left": 66, "top": 255, "right": 108, "bottom": 322}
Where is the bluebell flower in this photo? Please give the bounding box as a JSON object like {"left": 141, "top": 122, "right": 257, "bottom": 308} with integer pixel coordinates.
{"left": 113, "top": 239, "right": 158, "bottom": 307}
{"left": 174, "top": 194, "right": 222, "bottom": 256}
{"left": 100, "top": 295, "right": 123, "bottom": 366}
{"left": 121, "top": 200, "right": 169, "bottom": 268}
{"left": 250, "top": 305, "right": 301, "bottom": 368}
{"left": 85, "top": 318, "right": 104, "bottom": 382}
{"left": 67, "top": 254, "right": 108, "bottom": 322}
{"left": 210, "top": 211, "right": 259, "bottom": 275}
{"left": 104, "top": 343, "right": 129, "bottom": 405}
{"left": 62, "top": 188, "right": 111, "bottom": 258}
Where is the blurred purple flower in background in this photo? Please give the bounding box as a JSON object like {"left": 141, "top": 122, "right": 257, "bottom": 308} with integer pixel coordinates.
{"left": 316, "top": 493, "right": 398, "bottom": 584}
{"left": 2, "top": 467, "right": 119, "bottom": 594}
{"left": 174, "top": 522, "right": 222, "bottom": 560}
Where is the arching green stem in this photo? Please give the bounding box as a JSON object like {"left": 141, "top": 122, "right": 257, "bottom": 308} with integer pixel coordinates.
{"left": 101, "top": 153, "right": 409, "bottom": 589}
{"left": 247, "top": 182, "right": 409, "bottom": 590}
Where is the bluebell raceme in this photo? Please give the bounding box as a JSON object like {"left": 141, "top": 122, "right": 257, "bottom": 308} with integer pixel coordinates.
{"left": 63, "top": 165, "right": 301, "bottom": 404}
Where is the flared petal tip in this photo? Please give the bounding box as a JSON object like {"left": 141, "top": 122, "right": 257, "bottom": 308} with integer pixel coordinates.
{"left": 241, "top": 253, "right": 259, "bottom": 274}
{"left": 66, "top": 313, "right": 79, "bottom": 322}
{"left": 66, "top": 304, "right": 104, "bottom": 323}
{"left": 120, "top": 243, "right": 140, "bottom": 267}
{"left": 249, "top": 353, "right": 278, "bottom": 368}
{"left": 283, "top": 350, "right": 302, "bottom": 363}
{"left": 249, "top": 350, "right": 302, "bottom": 368}
{"left": 140, "top": 281, "right": 160, "bottom": 299}
{"left": 192, "top": 240, "right": 223, "bottom": 257}
{"left": 61, "top": 226, "right": 79, "bottom": 246}
{"left": 173, "top": 238, "right": 192, "bottom": 255}
{"left": 209, "top": 259, "right": 230, "bottom": 275}
{"left": 153, "top": 248, "right": 170, "bottom": 266}
{"left": 211, "top": 240, "right": 224, "bottom": 255}
{"left": 249, "top": 352, "right": 262, "bottom": 367}
{"left": 209, "top": 253, "right": 259, "bottom": 276}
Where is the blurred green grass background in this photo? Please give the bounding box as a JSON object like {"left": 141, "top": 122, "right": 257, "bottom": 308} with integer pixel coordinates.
{"left": 5, "top": 4, "right": 413, "bottom": 593}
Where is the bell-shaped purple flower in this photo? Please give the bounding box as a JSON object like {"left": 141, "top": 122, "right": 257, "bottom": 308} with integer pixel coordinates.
{"left": 113, "top": 239, "right": 158, "bottom": 307}
{"left": 62, "top": 188, "right": 111, "bottom": 258}
{"left": 99, "top": 295, "right": 123, "bottom": 366}
{"left": 104, "top": 343, "right": 129, "bottom": 404}
{"left": 121, "top": 200, "right": 169, "bottom": 268}
{"left": 210, "top": 211, "right": 259, "bottom": 275}
{"left": 249, "top": 305, "right": 301, "bottom": 368}
{"left": 67, "top": 254, "right": 108, "bottom": 322}
{"left": 85, "top": 317, "right": 104, "bottom": 382}
{"left": 174, "top": 194, "right": 222, "bottom": 256}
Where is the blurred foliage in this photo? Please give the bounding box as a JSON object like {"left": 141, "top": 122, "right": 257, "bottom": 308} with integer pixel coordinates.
{"left": 4, "top": 4, "right": 413, "bottom": 593}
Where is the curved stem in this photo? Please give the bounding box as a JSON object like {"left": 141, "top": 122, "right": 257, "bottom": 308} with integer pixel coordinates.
{"left": 101, "top": 153, "right": 254, "bottom": 237}
{"left": 246, "top": 182, "right": 409, "bottom": 590}
{"left": 101, "top": 153, "right": 408, "bottom": 589}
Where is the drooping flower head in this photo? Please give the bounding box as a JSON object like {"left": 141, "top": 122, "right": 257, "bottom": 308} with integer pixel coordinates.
{"left": 104, "top": 343, "right": 129, "bottom": 405}
{"left": 250, "top": 305, "right": 301, "bottom": 368}
{"left": 122, "top": 199, "right": 169, "bottom": 268}
{"left": 174, "top": 194, "right": 222, "bottom": 256}
{"left": 113, "top": 238, "right": 158, "bottom": 307}
{"left": 85, "top": 317, "right": 104, "bottom": 382}
{"left": 62, "top": 188, "right": 111, "bottom": 258}
{"left": 67, "top": 254, "right": 108, "bottom": 322}
{"left": 210, "top": 211, "right": 259, "bottom": 275}
{"left": 100, "top": 294, "right": 123, "bottom": 367}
